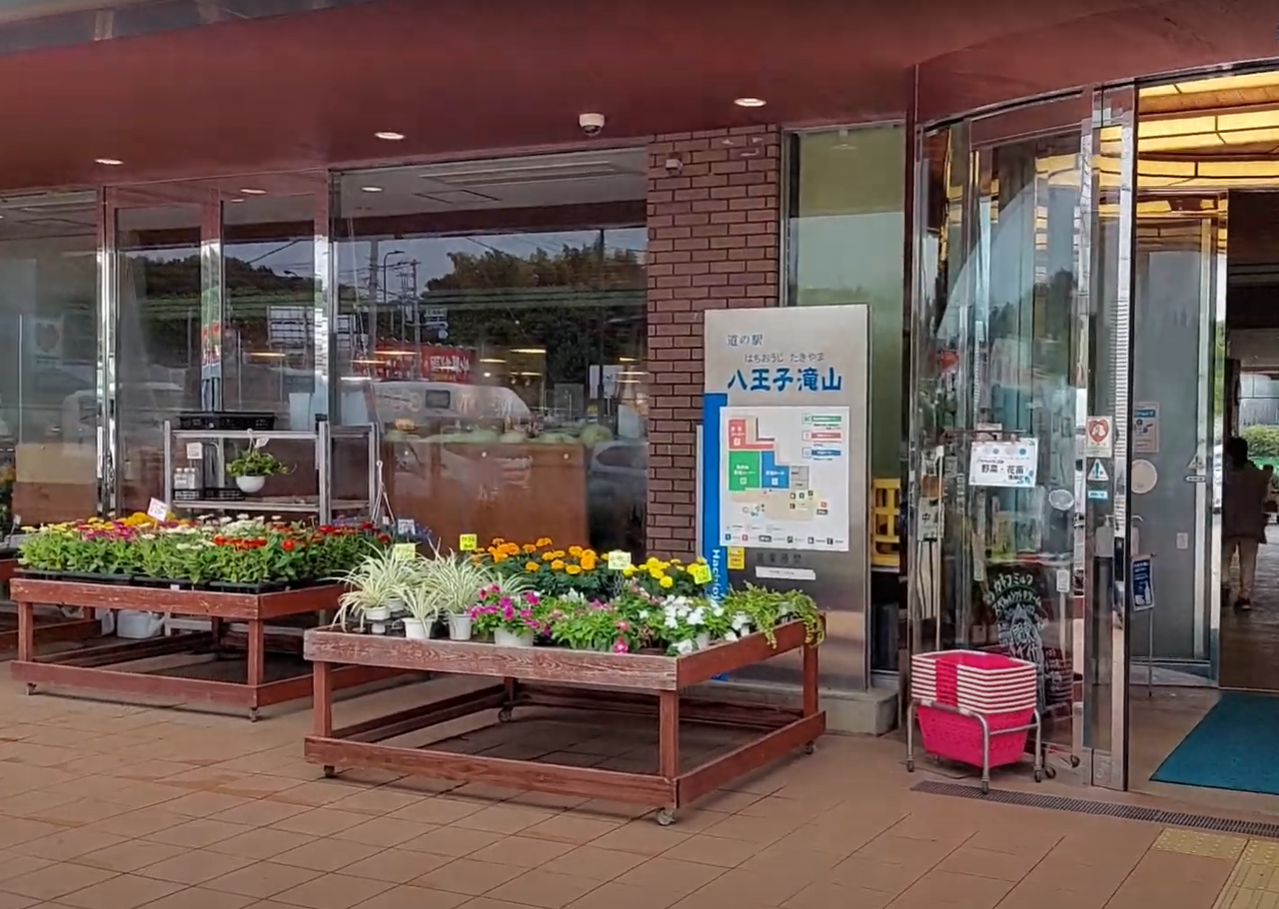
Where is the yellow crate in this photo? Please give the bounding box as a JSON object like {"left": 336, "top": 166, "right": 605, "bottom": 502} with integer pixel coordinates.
{"left": 872, "top": 479, "right": 900, "bottom": 570}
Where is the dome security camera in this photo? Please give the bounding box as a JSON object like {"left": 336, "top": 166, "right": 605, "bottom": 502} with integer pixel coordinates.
{"left": 578, "top": 112, "right": 606, "bottom": 137}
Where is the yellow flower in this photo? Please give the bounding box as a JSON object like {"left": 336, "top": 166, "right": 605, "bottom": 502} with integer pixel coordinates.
{"left": 645, "top": 556, "right": 660, "bottom": 568}
{"left": 536, "top": 537, "right": 552, "bottom": 547}
{"left": 503, "top": 543, "right": 520, "bottom": 555}
{"left": 542, "top": 552, "right": 555, "bottom": 562}
{"left": 565, "top": 565, "right": 582, "bottom": 575}
{"left": 622, "top": 566, "right": 636, "bottom": 577}
{"left": 524, "top": 561, "right": 540, "bottom": 572}
{"left": 568, "top": 545, "right": 583, "bottom": 557}
{"left": 648, "top": 568, "right": 663, "bottom": 580}
{"left": 582, "top": 549, "right": 597, "bottom": 560}
{"left": 580, "top": 556, "right": 597, "bottom": 571}
{"left": 552, "top": 550, "right": 566, "bottom": 559}
{"left": 696, "top": 556, "right": 707, "bottom": 564}
{"left": 493, "top": 553, "right": 507, "bottom": 563}
{"left": 491, "top": 537, "right": 506, "bottom": 545}
{"left": 551, "top": 559, "right": 565, "bottom": 571}
{"left": 670, "top": 558, "right": 682, "bottom": 565}
{"left": 660, "top": 576, "right": 674, "bottom": 589}
{"left": 523, "top": 543, "right": 537, "bottom": 553}
{"left": 469, "top": 555, "right": 482, "bottom": 565}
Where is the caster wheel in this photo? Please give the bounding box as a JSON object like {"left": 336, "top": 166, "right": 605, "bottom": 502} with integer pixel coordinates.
{"left": 23, "top": 683, "right": 35, "bottom": 696}
{"left": 1044, "top": 765, "right": 1057, "bottom": 780}
{"left": 656, "top": 809, "right": 675, "bottom": 827}
{"left": 1070, "top": 755, "right": 1081, "bottom": 768}
{"left": 906, "top": 759, "right": 915, "bottom": 773}
{"left": 1034, "top": 768, "right": 1043, "bottom": 783}
{"left": 323, "top": 765, "right": 337, "bottom": 779}
{"left": 248, "top": 708, "right": 259, "bottom": 723}
{"left": 980, "top": 781, "right": 990, "bottom": 795}
{"left": 803, "top": 742, "right": 816, "bottom": 756}
{"left": 497, "top": 707, "right": 513, "bottom": 724}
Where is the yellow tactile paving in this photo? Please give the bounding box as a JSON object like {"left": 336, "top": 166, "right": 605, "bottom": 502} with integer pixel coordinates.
{"left": 1214, "top": 838, "right": 1279, "bottom": 909}
{"left": 1155, "top": 827, "right": 1249, "bottom": 860}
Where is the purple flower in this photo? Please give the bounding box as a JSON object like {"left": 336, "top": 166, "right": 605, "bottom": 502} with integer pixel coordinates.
{"left": 525, "top": 592, "right": 540, "bottom": 606}
{"left": 499, "top": 597, "right": 512, "bottom": 609}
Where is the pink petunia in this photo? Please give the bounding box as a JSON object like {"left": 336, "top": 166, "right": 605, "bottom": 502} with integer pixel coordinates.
{"left": 613, "top": 639, "right": 629, "bottom": 654}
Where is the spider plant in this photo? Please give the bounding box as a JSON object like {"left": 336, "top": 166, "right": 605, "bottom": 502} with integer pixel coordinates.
{"left": 330, "top": 545, "right": 419, "bottom": 631}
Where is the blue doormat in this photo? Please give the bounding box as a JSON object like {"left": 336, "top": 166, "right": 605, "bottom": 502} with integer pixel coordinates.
{"left": 1152, "top": 692, "right": 1279, "bottom": 795}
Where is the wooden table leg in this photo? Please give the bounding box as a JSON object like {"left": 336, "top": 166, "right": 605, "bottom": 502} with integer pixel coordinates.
{"left": 801, "top": 643, "right": 819, "bottom": 754}
{"left": 657, "top": 690, "right": 680, "bottom": 825}
{"left": 499, "top": 676, "right": 517, "bottom": 723}
{"left": 210, "top": 617, "right": 225, "bottom": 653}
{"left": 313, "top": 659, "right": 336, "bottom": 777}
{"left": 247, "top": 619, "right": 265, "bottom": 721}
{"left": 16, "top": 600, "right": 34, "bottom": 693}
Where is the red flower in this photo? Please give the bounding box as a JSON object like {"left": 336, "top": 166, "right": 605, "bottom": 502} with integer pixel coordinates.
{"left": 282, "top": 539, "right": 296, "bottom": 552}
{"left": 361, "top": 522, "right": 375, "bottom": 531}
{"left": 213, "top": 535, "right": 226, "bottom": 545}
{"left": 377, "top": 532, "right": 391, "bottom": 544}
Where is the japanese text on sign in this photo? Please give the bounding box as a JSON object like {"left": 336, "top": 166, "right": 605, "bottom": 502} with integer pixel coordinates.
{"left": 968, "top": 440, "right": 1039, "bottom": 488}
{"left": 728, "top": 366, "right": 844, "bottom": 393}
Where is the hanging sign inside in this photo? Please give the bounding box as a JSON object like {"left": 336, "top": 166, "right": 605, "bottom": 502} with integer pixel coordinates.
{"left": 1085, "top": 417, "right": 1113, "bottom": 458}
{"left": 968, "top": 439, "right": 1039, "bottom": 488}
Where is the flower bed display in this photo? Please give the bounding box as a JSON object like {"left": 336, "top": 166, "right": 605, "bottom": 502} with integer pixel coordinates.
{"left": 334, "top": 536, "right": 825, "bottom": 656}
{"left": 18, "top": 514, "right": 391, "bottom": 592}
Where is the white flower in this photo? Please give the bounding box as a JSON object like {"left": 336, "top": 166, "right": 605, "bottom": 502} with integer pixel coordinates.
{"left": 674, "top": 639, "right": 695, "bottom": 655}
{"left": 687, "top": 607, "right": 705, "bottom": 627}
{"left": 724, "top": 630, "right": 738, "bottom": 642}
{"left": 731, "top": 612, "right": 750, "bottom": 631}
{"left": 712, "top": 605, "right": 724, "bottom": 618}
{"left": 664, "top": 616, "right": 679, "bottom": 630}
{"left": 638, "top": 610, "right": 649, "bottom": 620}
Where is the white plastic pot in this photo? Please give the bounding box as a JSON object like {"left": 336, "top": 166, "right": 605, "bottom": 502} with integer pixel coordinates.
{"left": 448, "top": 614, "right": 473, "bottom": 641}
{"left": 117, "top": 610, "right": 165, "bottom": 639}
{"left": 365, "top": 605, "right": 391, "bottom": 635}
{"left": 494, "top": 628, "right": 534, "bottom": 648}
{"left": 695, "top": 632, "right": 712, "bottom": 650}
{"left": 402, "top": 618, "right": 429, "bottom": 640}
{"left": 235, "top": 475, "right": 266, "bottom": 494}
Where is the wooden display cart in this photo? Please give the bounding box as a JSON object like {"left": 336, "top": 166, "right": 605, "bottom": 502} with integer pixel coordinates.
{"left": 304, "top": 619, "right": 825, "bottom": 825}
{"left": 0, "top": 561, "right": 100, "bottom": 654}
{"left": 10, "top": 578, "right": 399, "bottom": 719}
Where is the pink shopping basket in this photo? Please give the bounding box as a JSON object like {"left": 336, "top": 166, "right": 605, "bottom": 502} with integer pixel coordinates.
{"left": 912, "top": 650, "right": 1036, "bottom": 708}
{"left": 917, "top": 705, "right": 1035, "bottom": 769}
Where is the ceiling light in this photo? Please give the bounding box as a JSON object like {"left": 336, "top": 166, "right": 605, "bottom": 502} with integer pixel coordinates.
{"left": 734, "top": 98, "right": 766, "bottom": 108}
{"left": 240, "top": 188, "right": 267, "bottom": 195}
{"left": 95, "top": 158, "right": 124, "bottom": 166}
{"left": 479, "top": 357, "right": 506, "bottom": 364}
{"left": 375, "top": 131, "right": 405, "bottom": 141}
{"left": 617, "top": 357, "right": 638, "bottom": 363}
{"left": 361, "top": 186, "right": 384, "bottom": 193}
{"left": 229, "top": 198, "right": 246, "bottom": 204}
{"left": 510, "top": 348, "right": 546, "bottom": 355}
{"left": 250, "top": 351, "right": 287, "bottom": 358}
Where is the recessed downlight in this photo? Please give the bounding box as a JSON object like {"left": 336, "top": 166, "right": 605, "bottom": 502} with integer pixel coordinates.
{"left": 360, "top": 186, "right": 384, "bottom": 193}
{"left": 230, "top": 198, "right": 246, "bottom": 204}
{"left": 733, "top": 97, "right": 767, "bottom": 108}
{"left": 95, "top": 158, "right": 124, "bottom": 166}
{"left": 375, "top": 131, "right": 405, "bottom": 141}
{"left": 240, "top": 187, "right": 267, "bottom": 195}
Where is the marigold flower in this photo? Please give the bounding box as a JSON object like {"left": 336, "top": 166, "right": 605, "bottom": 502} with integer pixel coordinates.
{"left": 536, "top": 537, "right": 552, "bottom": 547}
{"left": 523, "top": 543, "right": 537, "bottom": 553}
{"left": 491, "top": 537, "right": 506, "bottom": 546}
{"left": 551, "top": 559, "right": 565, "bottom": 571}
{"left": 660, "top": 576, "right": 674, "bottom": 589}
{"left": 524, "top": 561, "right": 540, "bottom": 572}
{"left": 568, "top": 545, "right": 582, "bottom": 557}
{"left": 542, "top": 552, "right": 555, "bottom": 561}
{"left": 565, "top": 564, "right": 582, "bottom": 575}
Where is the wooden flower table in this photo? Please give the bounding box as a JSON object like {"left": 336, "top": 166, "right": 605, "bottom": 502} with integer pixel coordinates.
{"left": 0, "top": 561, "right": 100, "bottom": 654}
{"left": 303, "top": 619, "right": 825, "bottom": 825}
{"left": 9, "top": 578, "right": 400, "bottom": 719}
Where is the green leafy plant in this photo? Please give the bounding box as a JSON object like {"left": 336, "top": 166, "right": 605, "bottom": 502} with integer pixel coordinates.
{"left": 227, "top": 448, "right": 291, "bottom": 478}
{"left": 330, "top": 545, "right": 420, "bottom": 629}
{"left": 406, "top": 544, "right": 505, "bottom": 617}
{"left": 469, "top": 589, "right": 548, "bottom": 637}
{"left": 547, "top": 598, "right": 638, "bottom": 653}
{"left": 720, "top": 585, "right": 824, "bottom": 647}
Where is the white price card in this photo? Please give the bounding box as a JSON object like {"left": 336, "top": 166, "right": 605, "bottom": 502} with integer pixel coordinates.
{"left": 147, "top": 498, "right": 169, "bottom": 522}
{"left": 185, "top": 442, "right": 203, "bottom": 460}
{"left": 607, "top": 551, "right": 632, "bottom": 570}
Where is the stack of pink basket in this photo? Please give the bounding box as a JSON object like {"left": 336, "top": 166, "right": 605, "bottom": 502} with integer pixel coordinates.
{"left": 910, "top": 650, "right": 1038, "bottom": 769}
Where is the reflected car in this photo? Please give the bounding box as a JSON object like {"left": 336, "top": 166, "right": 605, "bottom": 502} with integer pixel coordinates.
{"left": 587, "top": 440, "right": 647, "bottom": 552}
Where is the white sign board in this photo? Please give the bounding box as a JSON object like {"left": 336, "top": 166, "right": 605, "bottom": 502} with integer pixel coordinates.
{"left": 720, "top": 406, "right": 850, "bottom": 551}
{"left": 1133, "top": 403, "right": 1160, "bottom": 454}
{"left": 147, "top": 498, "right": 169, "bottom": 522}
{"left": 1085, "top": 416, "right": 1113, "bottom": 458}
{"left": 968, "top": 439, "right": 1039, "bottom": 489}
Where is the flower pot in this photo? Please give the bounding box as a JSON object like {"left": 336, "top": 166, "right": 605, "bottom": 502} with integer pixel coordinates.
{"left": 365, "top": 605, "right": 391, "bottom": 635}
{"left": 117, "top": 610, "right": 165, "bottom": 639}
{"left": 386, "top": 598, "right": 406, "bottom": 617}
{"left": 235, "top": 475, "right": 266, "bottom": 494}
{"left": 695, "top": 632, "right": 712, "bottom": 651}
{"left": 402, "top": 618, "right": 429, "bottom": 640}
{"left": 448, "top": 614, "right": 473, "bottom": 641}
{"left": 494, "top": 628, "right": 534, "bottom": 648}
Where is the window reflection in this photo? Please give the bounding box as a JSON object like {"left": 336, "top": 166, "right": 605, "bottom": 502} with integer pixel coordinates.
{"left": 334, "top": 150, "right": 648, "bottom": 554}
{"left": 0, "top": 191, "right": 98, "bottom": 529}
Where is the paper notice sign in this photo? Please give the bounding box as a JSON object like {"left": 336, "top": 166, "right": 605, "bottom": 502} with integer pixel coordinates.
{"left": 606, "top": 551, "right": 632, "bottom": 570}
{"left": 458, "top": 534, "right": 478, "bottom": 552}
{"left": 147, "top": 498, "right": 169, "bottom": 522}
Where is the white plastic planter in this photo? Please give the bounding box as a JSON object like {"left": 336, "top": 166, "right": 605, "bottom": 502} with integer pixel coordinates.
{"left": 494, "top": 628, "right": 534, "bottom": 648}
{"left": 448, "top": 614, "right": 473, "bottom": 641}
{"left": 235, "top": 475, "right": 266, "bottom": 494}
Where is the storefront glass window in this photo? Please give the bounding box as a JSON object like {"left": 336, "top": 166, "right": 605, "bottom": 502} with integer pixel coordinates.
{"left": 0, "top": 191, "right": 98, "bottom": 528}
{"left": 333, "top": 150, "right": 648, "bottom": 554}
{"left": 786, "top": 126, "right": 905, "bottom": 673}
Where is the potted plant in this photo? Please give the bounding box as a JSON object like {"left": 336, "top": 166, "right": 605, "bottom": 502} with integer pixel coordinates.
{"left": 227, "top": 447, "right": 291, "bottom": 494}
{"left": 331, "top": 546, "right": 417, "bottom": 634}
{"left": 397, "top": 581, "right": 438, "bottom": 640}
{"left": 415, "top": 549, "right": 507, "bottom": 641}
{"left": 471, "top": 586, "right": 544, "bottom": 647}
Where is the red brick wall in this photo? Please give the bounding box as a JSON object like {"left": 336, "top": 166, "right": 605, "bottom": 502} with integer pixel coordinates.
{"left": 644, "top": 125, "right": 782, "bottom": 558}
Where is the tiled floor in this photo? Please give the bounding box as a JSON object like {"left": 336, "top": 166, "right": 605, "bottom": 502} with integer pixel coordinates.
{"left": 0, "top": 678, "right": 1268, "bottom": 909}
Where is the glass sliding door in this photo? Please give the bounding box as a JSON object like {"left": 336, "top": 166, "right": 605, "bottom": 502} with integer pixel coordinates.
{"left": 910, "top": 88, "right": 1139, "bottom": 786}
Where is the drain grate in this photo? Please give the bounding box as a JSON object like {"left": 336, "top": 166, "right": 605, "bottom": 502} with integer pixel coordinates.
{"left": 911, "top": 780, "right": 1279, "bottom": 840}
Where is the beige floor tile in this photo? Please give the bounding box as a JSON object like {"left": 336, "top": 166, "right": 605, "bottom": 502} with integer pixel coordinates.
{"left": 55, "top": 872, "right": 185, "bottom": 909}
{"left": 658, "top": 834, "right": 757, "bottom": 868}
{"left": 563, "top": 880, "right": 683, "bottom": 909}
{"left": 541, "top": 845, "right": 648, "bottom": 881}
{"left": 144, "top": 818, "right": 253, "bottom": 848}
{"left": 0, "top": 861, "right": 118, "bottom": 900}
{"left": 483, "top": 869, "right": 602, "bottom": 908}
{"left": 782, "top": 881, "right": 895, "bottom": 909}
{"left": 10, "top": 828, "right": 127, "bottom": 861}
{"left": 270, "top": 840, "right": 382, "bottom": 873}
{"left": 522, "top": 815, "right": 621, "bottom": 845}
{"left": 400, "top": 826, "right": 502, "bottom": 858}
{"left": 205, "top": 862, "right": 322, "bottom": 898}
{"left": 0, "top": 891, "right": 38, "bottom": 909}
{"left": 412, "top": 858, "right": 523, "bottom": 895}
{"left": 139, "top": 849, "right": 257, "bottom": 885}
{"left": 73, "top": 839, "right": 188, "bottom": 873}
{"left": 589, "top": 822, "right": 689, "bottom": 856}
{"left": 323, "top": 789, "right": 424, "bottom": 816}
{"left": 452, "top": 805, "right": 556, "bottom": 834}
{"left": 267, "top": 871, "right": 394, "bottom": 909}
{"left": 212, "top": 800, "right": 311, "bottom": 828}
{"left": 270, "top": 809, "right": 369, "bottom": 837}
{"left": 338, "top": 848, "right": 450, "bottom": 883}
{"left": 386, "top": 798, "right": 483, "bottom": 826}
{"left": 208, "top": 828, "right": 317, "bottom": 860}
{"left": 86, "top": 806, "right": 187, "bottom": 838}
{"left": 331, "top": 817, "right": 435, "bottom": 848}
{"left": 614, "top": 856, "right": 725, "bottom": 893}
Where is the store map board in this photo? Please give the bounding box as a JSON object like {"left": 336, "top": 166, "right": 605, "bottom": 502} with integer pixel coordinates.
{"left": 702, "top": 304, "right": 869, "bottom": 691}
{"left": 721, "top": 407, "right": 850, "bottom": 550}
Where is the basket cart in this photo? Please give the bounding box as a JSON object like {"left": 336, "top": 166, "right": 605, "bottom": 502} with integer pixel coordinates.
{"left": 906, "top": 650, "right": 1044, "bottom": 793}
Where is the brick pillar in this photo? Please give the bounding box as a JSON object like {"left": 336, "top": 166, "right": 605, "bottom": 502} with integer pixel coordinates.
{"left": 645, "top": 125, "right": 781, "bottom": 558}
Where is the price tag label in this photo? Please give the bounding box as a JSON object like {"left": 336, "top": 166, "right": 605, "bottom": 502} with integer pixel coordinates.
{"left": 690, "top": 563, "right": 713, "bottom": 584}
{"left": 185, "top": 442, "right": 203, "bottom": 460}
{"left": 727, "top": 547, "right": 745, "bottom": 570}
{"left": 253, "top": 436, "right": 269, "bottom": 449}
{"left": 147, "top": 498, "right": 169, "bottom": 522}
{"left": 396, "top": 518, "right": 416, "bottom": 536}
{"left": 459, "top": 533, "right": 478, "bottom": 552}
{"left": 606, "top": 550, "right": 632, "bottom": 570}
{"left": 393, "top": 542, "right": 417, "bottom": 558}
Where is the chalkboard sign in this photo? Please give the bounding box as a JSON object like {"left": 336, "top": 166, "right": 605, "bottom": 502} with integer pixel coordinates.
{"left": 984, "top": 565, "right": 1048, "bottom": 711}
